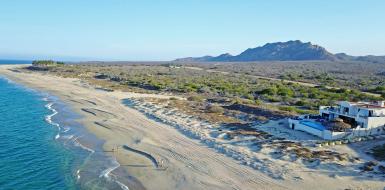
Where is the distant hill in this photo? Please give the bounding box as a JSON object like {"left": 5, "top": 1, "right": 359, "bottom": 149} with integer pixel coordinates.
{"left": 174, "top": 40, "right": 385, "bottom": 63}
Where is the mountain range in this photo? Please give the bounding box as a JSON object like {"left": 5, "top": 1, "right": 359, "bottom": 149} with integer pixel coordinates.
{"left": 174, "top": 40, "right": 385, "bottom": 63}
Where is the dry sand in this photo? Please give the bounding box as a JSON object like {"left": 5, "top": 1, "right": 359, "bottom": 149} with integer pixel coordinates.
{"left": 1, "top": 65, "right": 384, "bottom": 190}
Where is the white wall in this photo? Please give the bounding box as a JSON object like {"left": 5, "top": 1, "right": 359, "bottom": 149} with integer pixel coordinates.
{"left": 373, "top": 109, "right": 385, "bottom": 117}
{"left": 288, "top": 118, "right": 385, "bottom": 140}
{"left": 323, "top": 131, "right": 348, "bottom": 140}
{"left": 288, "top": 119, "right": 325, "bottom": 139}
{"left": 366, "top": 117, "right": 385, "bottom": 135}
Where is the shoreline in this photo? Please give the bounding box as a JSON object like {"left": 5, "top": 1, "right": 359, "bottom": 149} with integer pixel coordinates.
{"left": 44, "top": 95, "right": 140, "bottom": 190}
{"left": 1, "top": 64, "right": 384, "bottom": 190}
{"left": 0, "top": 73, "right": 137, "bottom": 189}
{"left": 0, "top": 64, "right": 286, "bottom": 190}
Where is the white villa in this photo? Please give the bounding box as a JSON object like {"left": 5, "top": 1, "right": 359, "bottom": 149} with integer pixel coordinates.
{"left": 288, "top": 101, "right": 385, "bottom": 140}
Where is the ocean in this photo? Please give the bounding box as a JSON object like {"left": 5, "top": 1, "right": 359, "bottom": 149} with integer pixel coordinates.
{"left": 0, "top": 59, "right": 32, "bottom": 65}
{"left": 0, "top": 76, "right": 80, "bottom": 189}
{"left": 0, "top": 63, "right": 133, "bottom": 189}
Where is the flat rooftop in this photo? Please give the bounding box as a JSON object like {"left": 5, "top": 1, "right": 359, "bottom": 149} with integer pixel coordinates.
{"left": 343, "top": 101, "right": 385, "bottom": 109}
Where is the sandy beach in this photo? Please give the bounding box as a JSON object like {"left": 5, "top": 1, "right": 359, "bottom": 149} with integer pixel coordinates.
{"left": 1, "top": 64, "right": 384, "bottom": 190}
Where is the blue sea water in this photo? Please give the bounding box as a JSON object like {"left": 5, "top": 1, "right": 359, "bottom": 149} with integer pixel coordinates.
{"left": 0, "top": 77, "right": 78, "bottom": 189}
{"left": 0, "top": 59, "right": 31, "bottom": 64}
{"left": 0, "top": 75, "right": 137, "bottom": 190}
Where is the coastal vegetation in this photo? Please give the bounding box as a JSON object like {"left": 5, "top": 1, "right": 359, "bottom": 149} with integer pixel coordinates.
{"left": 28, "top": 60, "right": 65, "bottom": 71}
{"left": 32, "top": 60, "right": 65, "bottom": 66}
{"left": 22, "top": 62, "right": 383, "bottom": 119}
{"left": 190, "top": 61, "right": 385, "bottom": 95}
{"left": 13, "top": 61, "right": 385, "bottom": 185}
{"left": 368, "top": 86, "right": 385, "bottom": 98}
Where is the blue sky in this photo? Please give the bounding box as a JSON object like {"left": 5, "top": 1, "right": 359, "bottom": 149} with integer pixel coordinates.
{"left": 0, "top": 0, "right": 384, "bottom": 61}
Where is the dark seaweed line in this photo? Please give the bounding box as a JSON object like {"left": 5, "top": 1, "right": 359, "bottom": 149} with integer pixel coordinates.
{"left": 122, "top": 145, "right": 159, "bottom": 168}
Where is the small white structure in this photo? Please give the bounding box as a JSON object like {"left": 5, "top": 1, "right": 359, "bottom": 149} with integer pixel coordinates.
{"left": 288, "top": 116, "right": 347, "bottom": 140}
{"left": 288, "top": 101, "right": 385, "bottom": 140}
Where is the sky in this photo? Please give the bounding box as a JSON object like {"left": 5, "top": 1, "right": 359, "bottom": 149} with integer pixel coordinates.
{"left": 0, "top": 0, "right": 384, "bottom": 61}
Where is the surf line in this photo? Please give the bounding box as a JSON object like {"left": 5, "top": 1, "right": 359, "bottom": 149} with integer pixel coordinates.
{"left": 98, "top": 157, "right": 130, "bottom": 190}
{"left": 43, "top": 99, "right": 61, "bottom": 139}
{"left": 71, "top": 135, "right": 95, "bottom": 181}
{"left": 42, "top": 97, "right": 129, "bottom": 190}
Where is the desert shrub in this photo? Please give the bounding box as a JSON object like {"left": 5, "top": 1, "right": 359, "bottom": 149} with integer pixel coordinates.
{"left": 184, "top": 83, "right": 199, "bottom": 92}
{"left": 255, "top": 115, "right": 268, "bottom": 121}
{"left": 277, "top": 86, "right": 294, "bottom": 97}
{"left": 245, "top": 94, "right": 254, "bottom": 100}
{"left": 254, "top": 99, "right": 263, "bottom": 105}
{"left": 294, "top": 100, "right": 307, "bottom": 106}
{"left": 265, "top": 95, "right": 281, "bottom": 102}
{"left": 260, "top": 87, "right": 278, "bottom": 95}
{"left": 206, "top": 104, "right": 224, "bottom": 113}
{"left": 278, "top": 106, "right": 295, "bottom": 112}
{"left": 169, "top": 97, "right": 178, "bottom": 100}
{"left": 372, "top": 144, "right": 385, "bottom": 161}
{"left": 187, "top": 95, "right": 204, "bottom": 102}
{"left": 278, "top": 105, "right": 315, "bottom": 114}
{"left": 198, "top": 86, "right": 211, "bottom": 93}
{"left": 369, "top": 86, "right": 385, "bottom": 94}
{"left": 240, "top": 98, "right": 255, "bottom": 105}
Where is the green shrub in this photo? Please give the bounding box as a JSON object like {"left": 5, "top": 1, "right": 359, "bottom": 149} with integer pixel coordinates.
{"left": 245, "top": 94, "right": 254, "bottom": 100}
{"left": 294, "top": 100, "right": 307, "bottom": 106}
{"left": 277, "top": 87, "right": 294, "bottom": 97}
{"left": 278, "top": 106, "right": 295, "bottom": 112}
{"left": 260, "top": 87, "right": 278, "bottom": 95}
{"left": 266, "top": 96, "right": 281, "bottom": 102}
{"left": 254, "top": 99, "right": 263, "bottom": 105}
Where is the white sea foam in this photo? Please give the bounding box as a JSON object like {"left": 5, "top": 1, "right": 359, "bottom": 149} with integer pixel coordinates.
{"left": 44, "top": 103, "right": 59, "bottom": 126}
{"left": 76, "top": 169, "right": 81, "bottom": 180}
{"left": 73, "top": 136, "right": 95, "bottom": 153}
{"left": 99, "top": 158, "right": 130, "bottom": 190}
{"left": 63, "top": 127, "right": 70, "bottom": 133}
{"left": 62, "top": 135, "right": 74, "bottom": 140}
{"left": 42, "top": 97, "right": 129, "bottom": 190}
{"left": 99, "top": 159, "right": 120, "bottom": 178}
{"left": 43, "top": 100, "right": 62, "bottom": 142}
{"left": 116, "top": 180, "right": 130, "bottom": 190}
